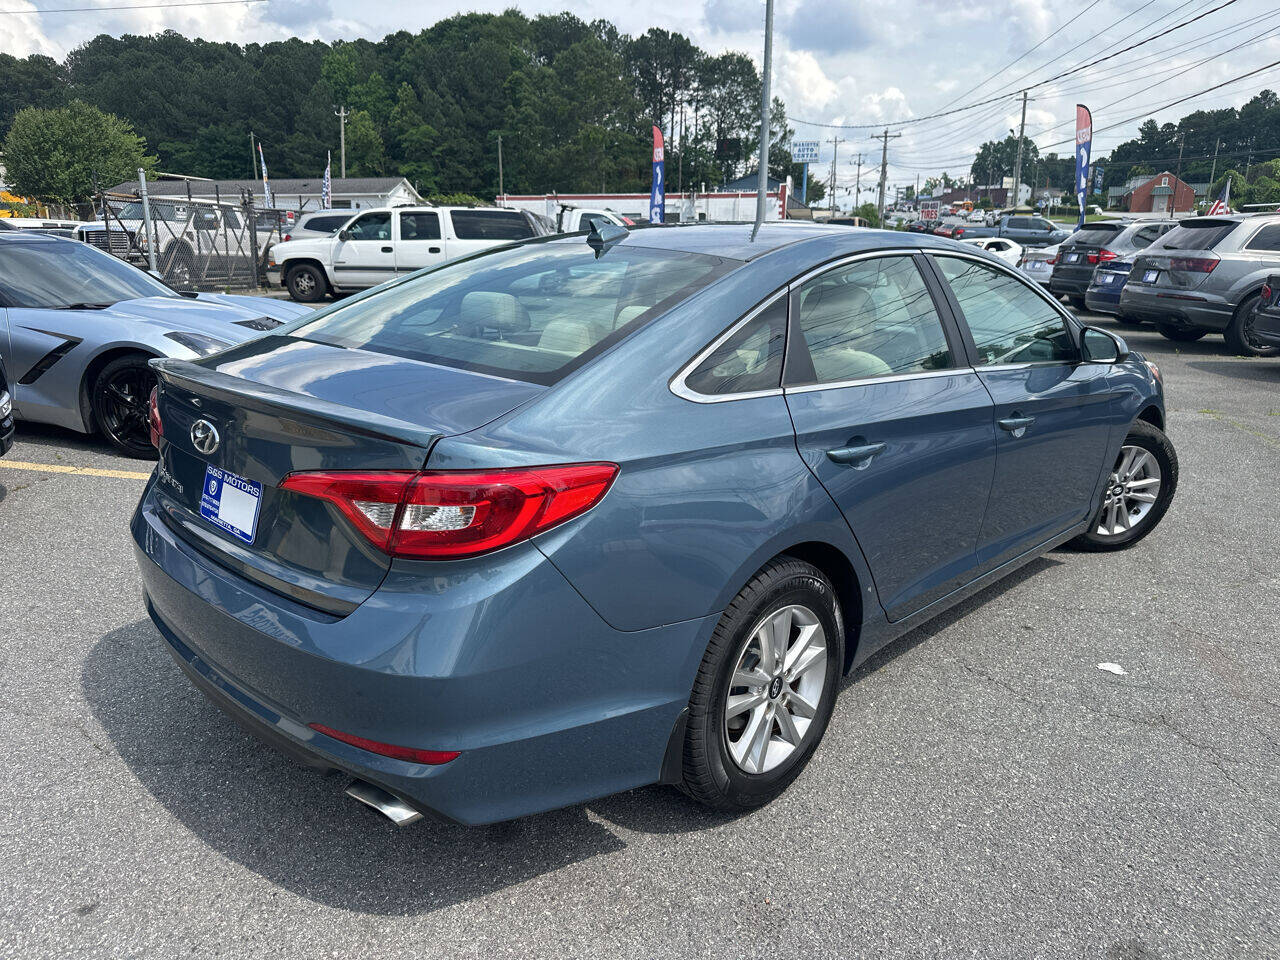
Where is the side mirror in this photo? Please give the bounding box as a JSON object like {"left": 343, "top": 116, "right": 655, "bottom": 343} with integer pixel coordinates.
{"left": 1081, "top": 326, "right": 1129, "bottom": 363}
{"left": 338, "top": 229, "right": 352, "bottom": 241}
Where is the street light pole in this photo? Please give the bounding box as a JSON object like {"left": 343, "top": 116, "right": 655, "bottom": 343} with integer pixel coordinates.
{"left": 1011, "top": 90, "right": 1029, "bottom": 209}
{"left": 751, "top": 0, "right": 774, "bottom": 240}
{"left": 334, "top": 106, "right": 349, "bottom": 178}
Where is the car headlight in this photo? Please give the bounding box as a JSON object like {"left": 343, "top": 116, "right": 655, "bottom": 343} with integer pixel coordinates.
{"left": 0, "top": 390, "right": 11, "bottom": 419}
{"left": 164, "top": 332, "right": 233, "bottom": 357}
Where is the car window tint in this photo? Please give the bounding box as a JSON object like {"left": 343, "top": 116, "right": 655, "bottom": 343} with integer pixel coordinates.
{"left": 451, "top": 210, "right": 535, "bottom": 241}
{"left": 305, "top": 215, "right": 348, "bottom": 232}
{"left": 1133, "top": 226, "right": 1163, "bottom": 248}
{"left": 1072, "top": 225, "right": 1125, "bottom": 246}
{"left": 934, "top": 256, "right": 1076, "bottom": 365}
{"left": 1244, "top": 224, "right": 1280, "bottom": 251}
{"left": 1153, "top": 221, "right": 1236, "bottom": 251}
{"left": 347, "top": 212, "right": 391, "bottom": 241}
{"left": 1033, "top": 219, "right": 1054, "bottom": 231}
{"left": 791, "top": 255, "right": 953, "bottom": 384}
{"left": 684, "top": 296, "right": 785, "bottom": 396}
{"left": 400, "top": 212, "right": 440, "bottom": 240}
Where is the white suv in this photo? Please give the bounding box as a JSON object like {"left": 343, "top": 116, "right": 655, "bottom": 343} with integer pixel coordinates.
{"left": 266, "top": 205, "right": 546, "bottom": 302}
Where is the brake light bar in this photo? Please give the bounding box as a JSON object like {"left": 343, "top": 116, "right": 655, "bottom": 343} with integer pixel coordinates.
{"left": 1169, "top": 256, "right": 1218, "bottom": 273}
{"left": 280, "top": 463, "right": 618, "bottom": 559}
{"left": 308, "top": 722, "right": 459, "bottom": 765}
{"left": 1087, "top": 249, "right": 1118, "bottom": 264}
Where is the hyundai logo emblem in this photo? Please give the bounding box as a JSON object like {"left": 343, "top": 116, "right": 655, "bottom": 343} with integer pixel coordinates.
{"left": 190, "top": 419, "right": 220, "bottom": 455}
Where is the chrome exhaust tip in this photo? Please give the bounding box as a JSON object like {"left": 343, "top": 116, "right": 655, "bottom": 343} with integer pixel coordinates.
{"left": 344, "top": 780, "right": 423, "bottom": 827}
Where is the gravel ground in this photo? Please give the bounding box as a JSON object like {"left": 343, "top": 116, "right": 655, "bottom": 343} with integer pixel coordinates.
{"left": 0, "top": 315, "right": 1276, "bottom": 959}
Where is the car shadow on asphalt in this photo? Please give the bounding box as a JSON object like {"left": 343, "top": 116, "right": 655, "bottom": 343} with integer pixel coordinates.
{"left": 1184, "top": 359, "right": 1280, "bottom": 383}
{"left": 82, "top": 620, "right": 628, "bottom": 916}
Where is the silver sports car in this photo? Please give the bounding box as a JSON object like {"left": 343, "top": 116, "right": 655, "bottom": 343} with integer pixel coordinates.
{"left": 0, "top": 232, "right": 312, "bottom": 457}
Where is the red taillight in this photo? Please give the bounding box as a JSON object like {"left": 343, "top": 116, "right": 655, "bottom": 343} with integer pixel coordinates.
{"left": 953, "top": 227, "right": 966, "bottom": 238}
{"left": 1169, "top": 256, "right": 1218, "bottom": 273}
{"left": 279, "top": 462, "right": 618, "bottom": 559}
{"left": 281, "top": 233, "right": 291, "bottom": 242}
{"left": 1263, "top": 283, "right": 1273, "bottom": 301}
{"left": 307, "top": 723, "right": 459, "bottom": 765}
{"left": 1047, "top": 256, "right": 1057, "bottom": 265}
{"left": 1087, "top": 248, "right": 1118, "bottom": 264}
{"left": 148, "top": 386, "right": 162, "bottom": 448}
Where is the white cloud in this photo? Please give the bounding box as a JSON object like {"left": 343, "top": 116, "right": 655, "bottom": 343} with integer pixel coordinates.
{"left": 1, "top": 1, "right": 58, "bottom": 58}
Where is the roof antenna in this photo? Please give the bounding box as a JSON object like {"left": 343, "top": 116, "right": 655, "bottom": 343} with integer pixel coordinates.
{"left": 585, "top": 215, "right": 627, "bottom": 258}
{"left": 751, "top": 0, "right": 775, "bottom": 242}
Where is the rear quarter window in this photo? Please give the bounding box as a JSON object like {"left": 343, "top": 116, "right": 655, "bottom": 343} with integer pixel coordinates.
{"left": 1244, "top": 223, "right": 1280, "bottom": 252}
{"left": 450, "top": 210, "right": 535, "bottom": 241}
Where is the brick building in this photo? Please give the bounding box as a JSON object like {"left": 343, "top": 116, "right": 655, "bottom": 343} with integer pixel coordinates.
{"left": 1125, "top": 171, "right": 1197, "bottom": 215}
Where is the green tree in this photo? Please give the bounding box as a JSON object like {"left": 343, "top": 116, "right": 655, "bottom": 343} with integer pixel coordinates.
{"left": 344, "top": 109, "right": 384, "bottom": 176}
{"left": 2, "top": 101, "right": 154, "bottom": 205}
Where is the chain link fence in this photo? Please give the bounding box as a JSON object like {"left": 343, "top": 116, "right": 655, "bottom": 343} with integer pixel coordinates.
{"left": 79, "top": 187, "right": 287, "bottom": 292}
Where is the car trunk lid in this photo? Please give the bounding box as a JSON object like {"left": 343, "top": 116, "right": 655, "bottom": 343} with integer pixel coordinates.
{"left": 149, "top": 335, "right": 543, "bottom": 614}
{"left": 1130, "top": 218, "right": 1236, "bottom": 292}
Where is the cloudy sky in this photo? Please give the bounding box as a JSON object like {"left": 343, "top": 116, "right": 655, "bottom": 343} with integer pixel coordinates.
{"left": 5, "top": 0, "right": 1280, "bottom": 199}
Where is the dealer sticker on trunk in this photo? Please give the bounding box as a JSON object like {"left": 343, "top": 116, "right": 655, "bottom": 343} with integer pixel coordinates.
{"left": 199, "top": 464, "right": 262, "bottom": 544}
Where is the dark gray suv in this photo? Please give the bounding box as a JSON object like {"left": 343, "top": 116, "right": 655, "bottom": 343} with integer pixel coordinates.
{"left": 1119, "top": 214, "right": 1280, "bottom": 356}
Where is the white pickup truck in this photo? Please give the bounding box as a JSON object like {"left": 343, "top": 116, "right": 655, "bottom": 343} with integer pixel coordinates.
{"left": 266, "top": 205, "right": 548, "bottom": 301}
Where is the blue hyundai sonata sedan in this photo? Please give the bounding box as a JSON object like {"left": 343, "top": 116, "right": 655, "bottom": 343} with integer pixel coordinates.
{"left": 132, "top": 223, "right": 1177, "bottom": 825}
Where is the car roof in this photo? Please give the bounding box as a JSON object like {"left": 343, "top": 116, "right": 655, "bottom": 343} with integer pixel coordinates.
{"left": 550, "top": 221, "right": 961, "bottom": 262}
{"left": 0, "top": 231, "right": 69, "bottom": 246}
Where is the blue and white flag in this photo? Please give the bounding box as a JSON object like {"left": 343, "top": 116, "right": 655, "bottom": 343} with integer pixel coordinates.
{"left": 1093, "top": 164, "right": 1104, "bottom": 193}
{"left": 258, "top": 141, "right": 274, "bottom": 208}
{"left": 1075, "top": 104, "right": 1092, "bottom": 229}
{"left": 650, "top": 126, "right": 665, "bottom": 224}
{"left": 321, "top": 152, "right": 332, "bottom": 209}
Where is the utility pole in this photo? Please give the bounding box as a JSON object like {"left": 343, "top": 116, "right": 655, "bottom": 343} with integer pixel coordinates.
{"left": 249, "top": 131, "right": 256, "bottom": 181}
{"left": 1172, "top": 132, "right": 1186, "bottom": 214}
{"left": 1208, "top": 137, "right": 1221, "bottom": 187}
{"left": 874, "top": 127, "right": 901, "bottom": 220}
{"left": 1244, "top": 137, "right": 1255, "bottom": 181}
{"left": 827, "top": 136, "right": 844, "bottom": 214}
{"left": 334, "top": 106, "right": 349, "bottom": 178}
{"left": 1010, "top": 90, "right": 1030, "bottom": 210}
{"left": 497, "top": 134, "right": 505, "bottom": 201}
{"left": 751, "top": 0, "right": 774, "bottom": 240}
{"left": 853, "top": 152, "right": 862, "bottom": 209}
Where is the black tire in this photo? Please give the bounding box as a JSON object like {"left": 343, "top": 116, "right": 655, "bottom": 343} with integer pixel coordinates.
{"left": 1069, "top": 295, "right": 1088, "bottom": 311}
{"left": 1156, "top": 322, "right": 1207, "bottom": 342}
{"left": 1223, "top": 293, "right": 1279, "bottom": 357}
{"left": 1065, "top": 420, "right": 1177, "bottom": 552}
{"left": 90, "top": 354, "right": 158, "bottom": 460}
{"left": 680, "top": 556, "right": 844, "bottom": 812}
{"left": 285, "top": 263, "right": 328, "bottom": 303}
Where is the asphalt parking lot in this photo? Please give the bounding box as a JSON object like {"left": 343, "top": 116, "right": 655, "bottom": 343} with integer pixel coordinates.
{"left": 1, "top": 313, "right": 1276, "bottom": 959}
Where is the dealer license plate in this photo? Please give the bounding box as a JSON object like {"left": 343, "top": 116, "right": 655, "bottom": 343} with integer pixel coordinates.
{"left": 199, "top": 465, "right": 262, "bottom": 544}
{"left": 1143, "top": 269, "right": 1160, "bottom": 283}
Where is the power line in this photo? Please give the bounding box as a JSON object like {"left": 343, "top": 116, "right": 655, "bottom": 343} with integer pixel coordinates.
{"left": 788, "top": 0, "right": 1244, "bottom": 131}
{"left": 0, "top": 0, "right": 265, "bottom": 12}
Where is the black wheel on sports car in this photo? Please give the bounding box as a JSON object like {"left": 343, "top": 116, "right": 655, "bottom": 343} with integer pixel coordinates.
{"left": 679, "top": 557, "right": 844, "bottom": 812}
{"left": 286, "top": 263, "right": 328, "bottom": 303}
{"left": 1155, "top": 322, "right": 1206, "bottom": 342}
{"left": 1065, "top": 420, "right": 1177, "bottom": 552}
{"left": 91, "top": 354, "right": 157, "bottom": 460}
{"left": 1223, "top": 293, "right": 1279, "bottom": 357}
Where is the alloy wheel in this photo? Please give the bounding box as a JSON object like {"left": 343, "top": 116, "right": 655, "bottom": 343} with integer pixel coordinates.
{"left": 723, "top": 603, "right": 828, "bottom": 775}
{"left": 293, "top": 271, "right": 316, "bottom": 295}
{"left": 98, "top": 367, "right": 154, "bottom": 452}
{"left": 1096, "top": 444, "right": 1162, "bottom": 537}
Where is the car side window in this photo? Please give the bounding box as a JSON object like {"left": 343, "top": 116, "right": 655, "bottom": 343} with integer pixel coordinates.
{"left": 346, "top": 212, "right": 391, "bottom": 241}
{"left": 1244, "top": 224, "right": 1280, "bottom": 251}
{"left": 683, "top": 295, "right": 786, "bottom": 396}
{"left": 934, "top": 256, "right": 1076, "bottom": 365}
{"left": 788, "top": 255, "right": 953, "bottom": 385}
{"left": 1033, "top": 219, "right": 1053, "bottom": 232}
{"left": 1133, "top": 226, "right": 1162, "bottom": 248}
{"left": 399, "top": 212, "right": 441, "bottom": 241}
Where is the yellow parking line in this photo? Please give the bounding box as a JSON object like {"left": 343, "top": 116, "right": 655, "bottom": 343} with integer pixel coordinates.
{"left": 0, "top": 459, "right": 152, "bottom": 481}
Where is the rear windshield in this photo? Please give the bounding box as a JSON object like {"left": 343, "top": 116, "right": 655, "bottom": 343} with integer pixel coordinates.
{"left": 1152, "top": 221, "right": 1237, "bottom": 252}
{"left": 289, "top": 242, "right": 735, "bottom": 384}
{"left": 451, "top": 210, "right": 535, "bottom": 241}
{"left": 1069, "top": 224, "right": 1126, "bottom": 246}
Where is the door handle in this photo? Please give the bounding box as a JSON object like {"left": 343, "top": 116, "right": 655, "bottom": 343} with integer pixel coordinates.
{"left": 998, "top": 415, "right": 1036, "bottom": 437}
{"left": 826, "top": 442, "right": 886, "bottom": 467}
{"left": 428, "top": 246, "right": 441, "bottom": 254}
{"left": 381, "top": 245, "right": 393, "bottom": 253}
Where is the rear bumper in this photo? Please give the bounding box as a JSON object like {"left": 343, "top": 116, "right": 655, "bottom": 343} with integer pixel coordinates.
{"left": 131, "top": 484, "right": 710, "bottom": 824}
{"left": 265, "top": 268, "right": 281, "bottom": 287}
{"left": 1117, "top": 286, "right": 1234, "bottom": 331}
{"left": 1050, "top": 273, "right": 1092, "bottom": 297}
{"left": 1084, "top": 283, "right": 1124, "bottom": 315}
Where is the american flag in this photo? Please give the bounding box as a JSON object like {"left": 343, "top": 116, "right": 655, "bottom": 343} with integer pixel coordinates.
{"left": 321, "top": 152, "right": 332, "bottom": 209}
{"left": 1206, "top": 178, "right": 1231, "bottom": 216}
